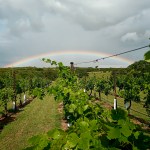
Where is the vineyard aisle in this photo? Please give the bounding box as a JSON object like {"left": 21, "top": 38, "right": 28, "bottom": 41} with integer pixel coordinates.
{"left": 0, "top": 95, "right": 61, "bottom": 150}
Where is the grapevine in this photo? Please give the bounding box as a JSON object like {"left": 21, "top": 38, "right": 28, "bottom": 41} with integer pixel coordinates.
{"left": 25, "top": 59, "right": 150, "bottom": 150}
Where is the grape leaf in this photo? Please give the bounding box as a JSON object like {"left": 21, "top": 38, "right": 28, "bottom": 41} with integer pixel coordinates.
{"left": 107, "top": 128, "right": 121, "bottom": 140}
{"left": 83, "top": 104, "right": 89, "bottom": 111}
{"left": 64, "top": 133, "right": 79, "bottom": 148}
{"left": 79, "top": 121, "right": 89, "bottom": 130}
{"left": 47, "top": 129, "right": 62, "bottom": 140}
{"left": 78, "top": 131, "right": 92, "bottom": 149}
{"left": 118, "top": 135, "right": 128, "bottom": 143}
{"left": 89, "top": 120, "right": 98, "bottom": 131}
{"left": 78, "top": 106, "right": 83, "bottom": 115}
{"left": 28, "top": 134, "right": 49, "bottom": 149}
{"left": 118, "top": 120, "right": 132, "bottom": 137}
{"left": 134, "top": 131, "right": 140, "bottom": 140}
{"left": 69, "top": 104, "right": 77, "bottom": 113}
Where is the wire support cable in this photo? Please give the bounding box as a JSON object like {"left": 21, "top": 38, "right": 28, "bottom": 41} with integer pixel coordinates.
{"left": 74, "top": 45, "right": 150, "bottom": 66}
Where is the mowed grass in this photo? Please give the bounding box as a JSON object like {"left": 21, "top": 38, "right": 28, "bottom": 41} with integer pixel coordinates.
{"left": 0, "top": 95, "right": 61, "bottom": 150}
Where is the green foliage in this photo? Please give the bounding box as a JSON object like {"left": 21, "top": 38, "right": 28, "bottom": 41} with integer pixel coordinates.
{"left": 96, "top": 79, "right": 105, "bottom": 93}
{"left": 0, "top": 78, "right": 4, "bottom": 89}
{"left": 143, "top": 84, "right": 150, "bottom": 115}
{"left": 117, "top": 75, "right": 141, "bottom": 113}
{"left": 76, "top": 68, "right": 89, "bottom": 78}
{"left": 111, "top": 108, "right": 127, "bottom": 120}
{"left": 95, "top": 79, "right": 112, "bottom": 99}
{"left": 103, "top": 82, "right": 111, "bottom": 96}
{"left": 0, "top": 88, "right": 14, "bottom": 104}
{"left": 32, "top": 88, "right": 45, "bottom": 100}
{"left": 144, "top": 50, "right": 150, "bottom": 61}
{"left": 0, "top": 87, "right": 14, "bottom": 115}
{"left": 127, "top": 60, "right": 150, "bottom": 73}
{"left": 25, "top": 59, "right": 150, "bottom": 150}
{"left": 85, "top": 78, "right": 95, "bottom": 91}
{"left": 27, "top": 134, "right": 50, "bottom": 150}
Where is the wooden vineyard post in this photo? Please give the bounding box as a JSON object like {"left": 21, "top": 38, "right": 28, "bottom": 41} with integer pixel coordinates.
{"left": 70, "top": 62, "right": 74, "bottom": 72}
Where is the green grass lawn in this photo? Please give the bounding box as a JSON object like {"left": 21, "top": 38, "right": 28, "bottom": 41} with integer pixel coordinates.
{"left": 0, "top": 95, "right": 61, "bottom": 150}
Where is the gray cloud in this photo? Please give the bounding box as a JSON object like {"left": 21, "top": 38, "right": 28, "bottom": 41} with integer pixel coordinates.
{"left": 0, "top": 0, "right": 150, "bottom": 67}
{"left": 121, "top": 32, "right": 139, "bottom": 42}
{"left": 43, "top": 0, "right": 150, "bottom": 30}
{"left": 1, "top": 0, "right": 150, "bottom": 34}
{"left": 0, "top": 0, "right": 45, "bottom": 38}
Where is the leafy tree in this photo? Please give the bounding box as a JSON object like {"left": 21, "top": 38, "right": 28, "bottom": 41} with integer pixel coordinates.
{"left": 127, "top": 60, "right": 150, "bottom": 73}
{"left": 85, "top": 78, "right": 95, "bottom": 96}
{"left": 96, "top": 79, "right": 105, "bottom": 100}
{"left": 104, "top": 81, "right": 112, "bottom": 97}
{"left": 0, "top": 88, "right": 14, "bottom": 116}
{"left": 116, "top": 75, "right": 126, "bottom": 91}
{"left": 144, "top": 49, "right": 150, "bottom": 115}
{"left": 0, "top": 78, "right": 4, "bottom": 89}
{"left": 144, "top": 50, "right": 150, "bottom": 62}
{"left": 75, "top": 68, "right": 89, "bottom": 78}
{"left": 19, "top": 79, "right": 29, "bottom": 103}
{"left": 119, "top": 75, "right": 140, "bottom": 114}
{"left": 143, "top": 85, "right": 150, "bottom": 115}
{"left": 16, "top": 81, "right": 23, "bottom": 106}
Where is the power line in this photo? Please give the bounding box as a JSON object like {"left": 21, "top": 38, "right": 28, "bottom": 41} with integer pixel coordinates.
{"left": 74, "top": 45, "right": 150, "bottom": 65}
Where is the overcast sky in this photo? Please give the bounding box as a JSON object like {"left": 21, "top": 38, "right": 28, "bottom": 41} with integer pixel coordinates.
{"left": 0, "top": 0, "right": 150, "bottom": 68}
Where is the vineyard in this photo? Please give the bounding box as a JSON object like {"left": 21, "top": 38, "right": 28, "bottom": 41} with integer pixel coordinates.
{"left": 0, "top": 56, "right": 150, "bottom": 149}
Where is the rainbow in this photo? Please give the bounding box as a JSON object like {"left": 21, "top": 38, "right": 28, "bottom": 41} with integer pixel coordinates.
{"left": 4, "top": 50, "right": 134, "bottom": 68}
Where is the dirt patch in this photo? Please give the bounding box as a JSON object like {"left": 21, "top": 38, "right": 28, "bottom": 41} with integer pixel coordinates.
{"left": 101, "top": 102, "right": 113, "bottom": 110}
{"left": 129, "top": 115, "right": 150, "bottom": 131}
{"left": 0, "top": 114, "right": 16, "bottom": 131}
{"left": 57, "top": 102, "right": 68, "bottom": 131}
{"left": 58, "top": 102, "right": 64, "bottom": 114}
{"left": 61, "top": 119, "right": 68, "bottom": 131}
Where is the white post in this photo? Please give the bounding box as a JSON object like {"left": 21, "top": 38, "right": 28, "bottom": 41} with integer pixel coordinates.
{"left": 23, "top": 94, "right": 26, "bottom": 103}
{"left": 114, "top": 98, "right": 117, "bottom": 110}
{"left": 12, "top": 101, "right": 15, "bottom": 110}
{"left": 125, "top": 103, "right": 128, "bottom": 109}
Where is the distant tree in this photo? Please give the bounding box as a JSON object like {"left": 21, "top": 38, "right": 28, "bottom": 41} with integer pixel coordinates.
{"left": 0, "top": 88, "right": 14, "bottom": 116}
{"left": 119, "top": 76, "right": 140, "bottom": 114}
{"left": 144, "top": 50, "right": 150, "bottom": 62}
{"left": 0, "top": 78, "right": 4, "bottom": 89}
{"left": 144, "top": 50, "right": 150, "bottom": 115}
{"left": 96, "top": 79, "right": 105, "bottom": 100}
{"left": 127, "top": 60, "right": 150, "bottom": 74}
{"left": 104, "top": 81, "right": 112, "bottom": 97}
{"left": 85, "top": 78, "right": 95, "bottom": 96}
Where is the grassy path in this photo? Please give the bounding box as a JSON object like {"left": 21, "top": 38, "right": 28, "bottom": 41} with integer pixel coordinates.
{"left": 0, "top": 95, "right": 61, "bottom": 150}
